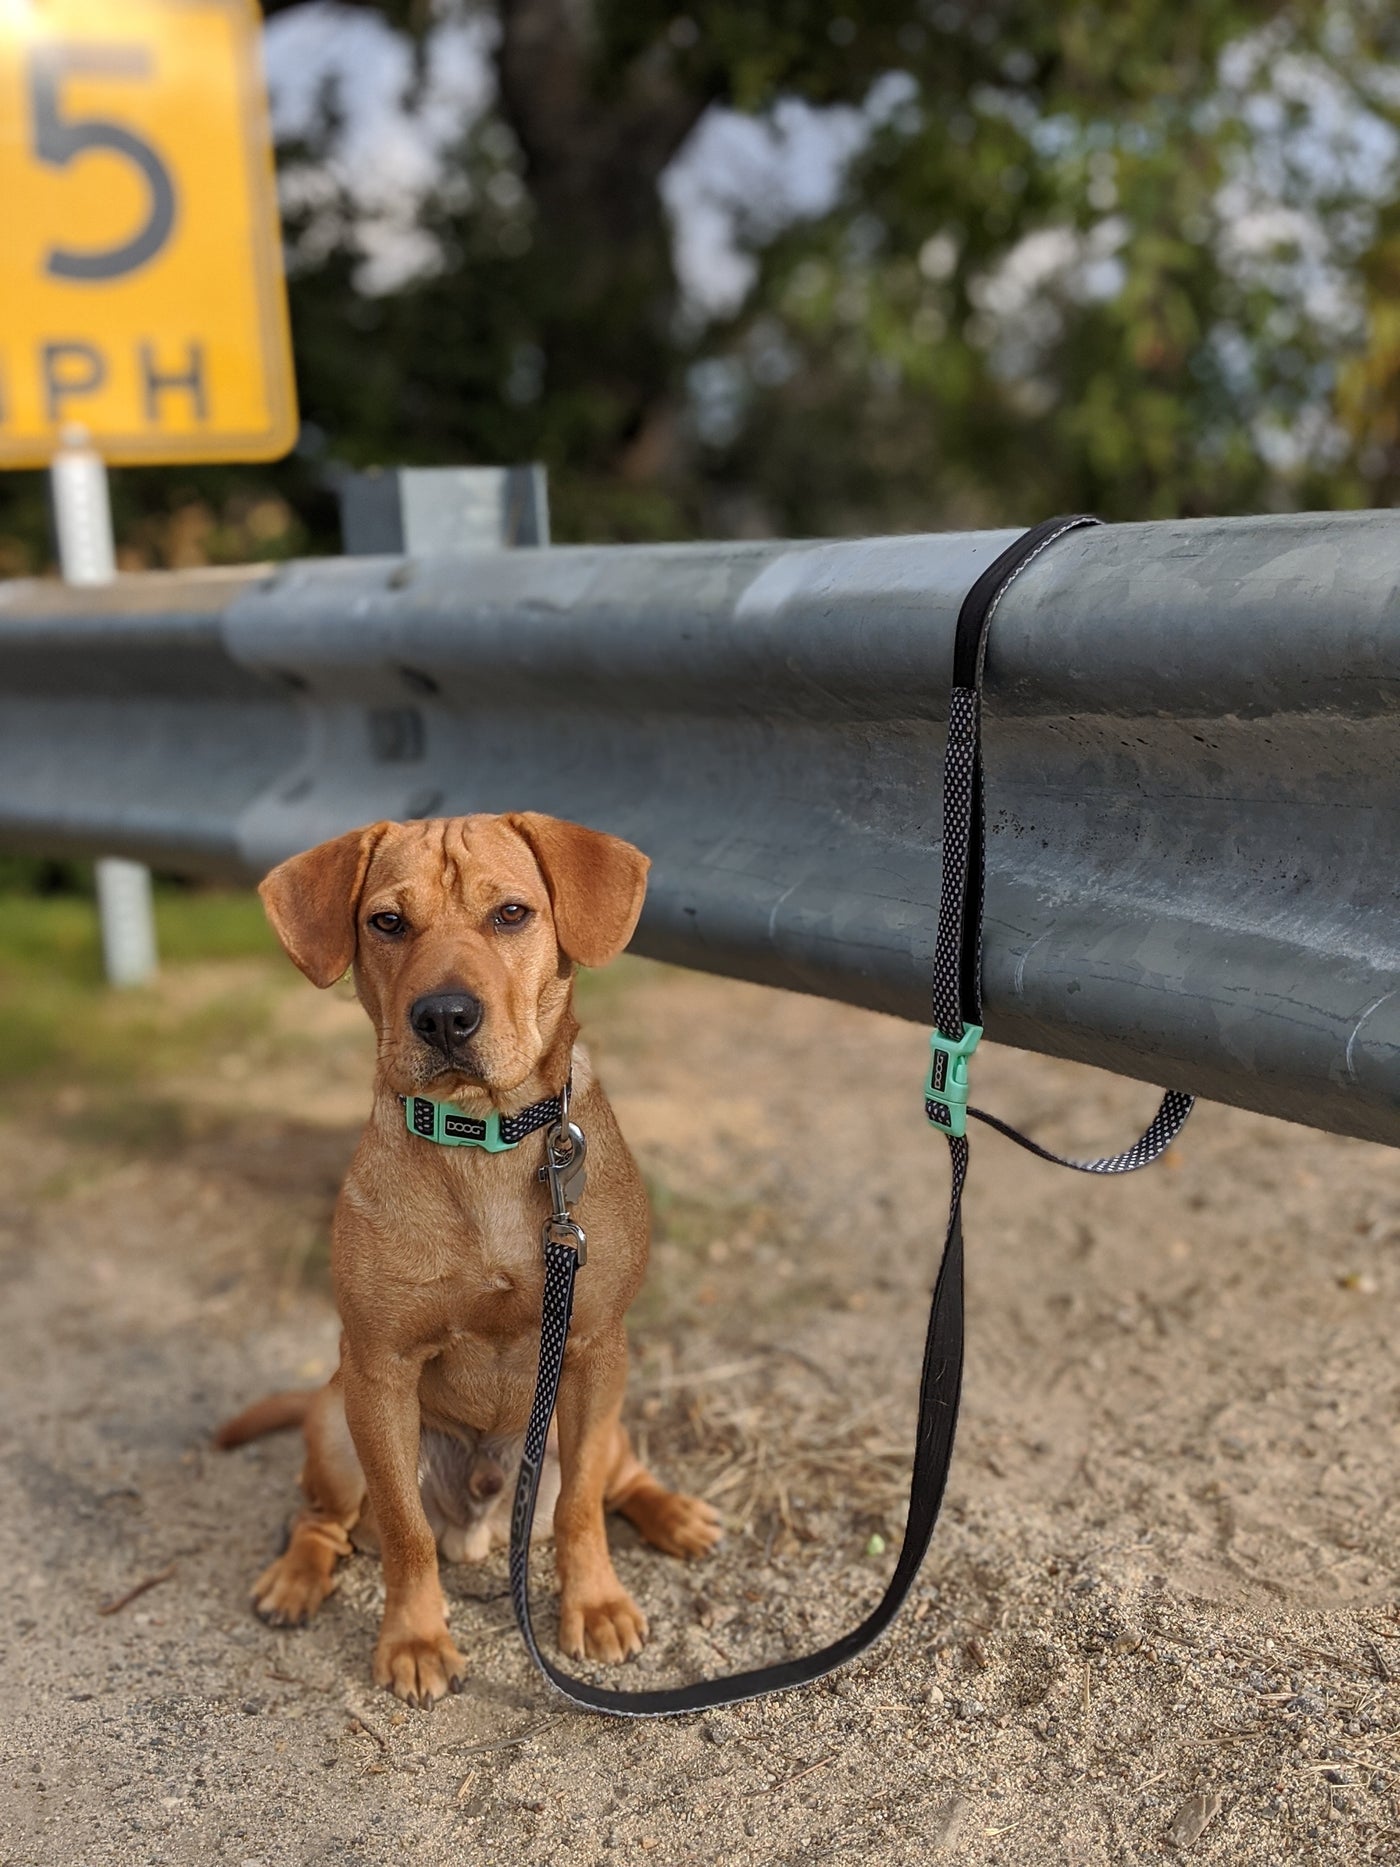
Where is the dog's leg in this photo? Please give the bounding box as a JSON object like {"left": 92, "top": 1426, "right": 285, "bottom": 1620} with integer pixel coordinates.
{"left": 604, "top": 1421, "right": 723, "bottom": 1559}
{"left": 554, "top": 1329, "right": 652, "bottom": 1662}
{"left": 252, "top": 1379, "right": 364, "bottom": 1627}
{"left": 342, "top": 1358, "right": 466, "bottom": 1706}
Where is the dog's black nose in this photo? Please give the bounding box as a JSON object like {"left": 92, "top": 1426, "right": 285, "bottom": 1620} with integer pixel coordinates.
{"left": 410, "top": 991, "right": 483, "bottom": 1055}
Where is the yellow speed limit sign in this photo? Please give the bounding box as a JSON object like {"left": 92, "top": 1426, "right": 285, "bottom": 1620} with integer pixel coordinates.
{"left": 0, "top": 0, "right": 297, "bottom": 466}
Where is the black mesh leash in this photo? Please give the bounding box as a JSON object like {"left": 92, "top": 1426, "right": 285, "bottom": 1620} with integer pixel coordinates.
{"left": 507, "top": 516, "right": 1195, "bottom": 1716}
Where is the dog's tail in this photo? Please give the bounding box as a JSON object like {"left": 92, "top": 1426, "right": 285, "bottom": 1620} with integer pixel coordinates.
{"left": 214, "top": 1390, "right": 314, "bottom": 1449}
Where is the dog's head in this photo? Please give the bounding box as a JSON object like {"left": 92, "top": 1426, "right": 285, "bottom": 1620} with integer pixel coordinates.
{"left": 258, "top": 813, "right": 649, "bottom": 1098}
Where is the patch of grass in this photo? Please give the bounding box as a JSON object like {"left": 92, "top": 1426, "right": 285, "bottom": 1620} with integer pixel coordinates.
{"left": 0, "top": 887, "right": 283, "bottom": 1111}
{"left": 0, "top": 894, "right": 106, "bottom": 984}
{"left": 0, "top": 885, "right": 276, "bottom": 983}
{"left": 154, "top": 888, "right": 277, "bottom": 963}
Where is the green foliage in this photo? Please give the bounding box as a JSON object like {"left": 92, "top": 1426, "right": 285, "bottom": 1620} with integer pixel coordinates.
{"left": 0, "top": 890, "right": 278, "bottom": 1093}
{"left": 0, "top": 855, "right": 93, "bottom": 896}
{"left": 152, "top": 888, "right": 278, "bottom": 964}
{"left": 3, "top": 0, "right": 1398, "bottom": 570}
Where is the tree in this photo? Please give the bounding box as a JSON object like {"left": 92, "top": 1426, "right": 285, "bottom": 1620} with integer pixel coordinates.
{"left": 2, "top": 0, "right": 1397, "bottom": 569}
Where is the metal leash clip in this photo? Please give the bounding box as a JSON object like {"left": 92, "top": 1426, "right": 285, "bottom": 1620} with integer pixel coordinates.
{"left": 539, "top": 1080, "right": 588, "bottom": 1264}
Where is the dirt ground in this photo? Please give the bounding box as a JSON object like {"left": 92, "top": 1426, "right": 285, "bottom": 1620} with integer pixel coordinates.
{"left": 3, "top": 950, "right": 1400, "bottom": 1867}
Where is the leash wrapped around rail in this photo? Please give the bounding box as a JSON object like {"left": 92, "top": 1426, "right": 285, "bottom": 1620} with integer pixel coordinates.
{"left": 508, "top": 515, "right": 1195, "bottom": 1716}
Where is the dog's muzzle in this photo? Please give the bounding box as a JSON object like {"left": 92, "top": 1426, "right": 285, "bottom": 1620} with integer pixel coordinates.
{"left": 409, "top": 990, "right": 483, "bottom": 1063}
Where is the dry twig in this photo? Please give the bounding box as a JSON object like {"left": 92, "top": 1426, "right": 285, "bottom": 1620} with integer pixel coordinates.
{"left": 345, "top": 1704, "right": 391, "bottom": 1753}
{"left": 442, "top": 1715, "right": 561, "bottom": 1759}
{"left": 97, "top": 1563, "right": 175, "bottom": 1616}
{"left": 748, "top": 1753, "right": 838, "bottom": 1797}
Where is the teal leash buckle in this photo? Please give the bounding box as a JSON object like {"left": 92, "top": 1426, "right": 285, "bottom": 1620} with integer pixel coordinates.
{"left": 405, "top": 1094, "right": 519, "bottom": 1152}
{"left": 925, "top": 1024, "right": 982, "bottom": 1138}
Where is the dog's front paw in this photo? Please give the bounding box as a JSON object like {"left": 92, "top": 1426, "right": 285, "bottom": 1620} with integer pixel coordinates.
{"left": 373, "top": 1629, "right": 468, "bottom": 1708}
{"left": 559, "top": 1589, "right": 649, "bottom": 1664}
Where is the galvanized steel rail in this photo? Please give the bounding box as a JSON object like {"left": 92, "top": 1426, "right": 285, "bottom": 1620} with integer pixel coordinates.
{"left": 1, "top": 512, "right": 1396, "bottom": 1146}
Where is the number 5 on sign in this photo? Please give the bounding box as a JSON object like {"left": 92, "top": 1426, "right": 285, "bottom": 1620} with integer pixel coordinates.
{"left": 0, "top": 0, "right": 297, "bottom": 465}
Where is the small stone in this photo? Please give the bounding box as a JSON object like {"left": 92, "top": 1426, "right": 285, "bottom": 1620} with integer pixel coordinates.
{"left": 701, "top": 1715, "right": 734, "bottom": 1745}
{"left": 927, "top": 1795, "right": 970, "bottom": 1852}
{"left": 924, "top": 1684, "right": 945, "bottom": 1706}
{"left": 1165, "top": 1790, "right": 1223, "bottom": 1849}
{"left": 239, "top": 1701, "right": 262, "bottom": 1716}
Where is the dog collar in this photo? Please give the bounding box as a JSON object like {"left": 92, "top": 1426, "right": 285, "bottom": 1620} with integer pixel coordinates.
{"left": 400, "top": 1091, "right": 564, "bottom": 1152}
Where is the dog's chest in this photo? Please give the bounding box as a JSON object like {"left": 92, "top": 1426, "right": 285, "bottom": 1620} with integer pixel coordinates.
{"left": 399, "top": 1182, "right": 549, "bottom": 1431}
{"left": 429, "top": 1179, "right": 546, "bottom": 1328}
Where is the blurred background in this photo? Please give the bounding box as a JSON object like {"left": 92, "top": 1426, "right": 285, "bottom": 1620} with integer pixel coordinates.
{"left": 6, "top": 0, "right": 1400, "bottom": 579}
{"left": 10, "top": 0, "right": 1400, "bottom": 971}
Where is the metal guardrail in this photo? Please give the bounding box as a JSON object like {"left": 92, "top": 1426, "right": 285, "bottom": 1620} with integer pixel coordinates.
{"left": 1, "top": 511, "right": 1397, "bottom": 1147}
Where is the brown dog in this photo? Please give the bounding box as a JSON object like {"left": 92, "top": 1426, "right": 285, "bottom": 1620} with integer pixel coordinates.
{"left": 219, "top": 812, "right": 720, "bottom": 1705}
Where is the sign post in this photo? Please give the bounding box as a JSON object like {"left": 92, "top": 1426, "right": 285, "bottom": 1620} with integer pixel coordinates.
{"left": 49, "top": 431, "right": 158, "bottom": 986}
{"left": 0, "top": 0, "right": 298, "bottom": 982}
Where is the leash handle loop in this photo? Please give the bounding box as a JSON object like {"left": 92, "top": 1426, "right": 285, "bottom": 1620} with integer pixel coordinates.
{"left": 508, "top": 1149, "right": 969, "bottom": 1717}
{"left": 936, "top": 514, "right": 1102, "bottom": 1042}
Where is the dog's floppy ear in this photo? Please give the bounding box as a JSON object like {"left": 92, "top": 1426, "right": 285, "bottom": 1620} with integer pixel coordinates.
{"left": 506, "top": 813, "right": 649, "bottom": 969}
{"left": 258, "top": 822, "right": 391, "bottom": 987}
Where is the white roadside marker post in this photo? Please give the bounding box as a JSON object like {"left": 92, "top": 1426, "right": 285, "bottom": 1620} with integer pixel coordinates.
{"left": 50, "top": 438, "right": 159, "bottom": 988}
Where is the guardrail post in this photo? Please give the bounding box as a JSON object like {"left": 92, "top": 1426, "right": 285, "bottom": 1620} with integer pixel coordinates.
{"left": 50, "top": 438, "right": 159, "bottom": 989}
{"left": 93, "top": 857, "right": 159, "bottom": 988}
{"left": 339, "top": 464, "right": 550, "bottom": 554}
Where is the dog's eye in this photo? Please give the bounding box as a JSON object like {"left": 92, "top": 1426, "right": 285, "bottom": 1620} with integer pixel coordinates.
{"left": 493, "top": 903, "right": 531, "bottom": 930}
{"left": 368, "top": 911, "right": 406, "bottom": 936}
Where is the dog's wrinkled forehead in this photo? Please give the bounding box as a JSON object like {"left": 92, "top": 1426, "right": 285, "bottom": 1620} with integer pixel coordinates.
{"left": 259, "top": 809, "right": 649, "bottom": 988}
{"left": 364, "top": 817, "right": 543, "bottom": 915}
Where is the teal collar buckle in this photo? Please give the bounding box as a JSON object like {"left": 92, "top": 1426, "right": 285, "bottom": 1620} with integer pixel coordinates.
{"left": 402, "top": 1089, "right": 565, "bottom": 1152}
{"left": 924, "top": 1024, "right": 982, "bottom": 1139}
